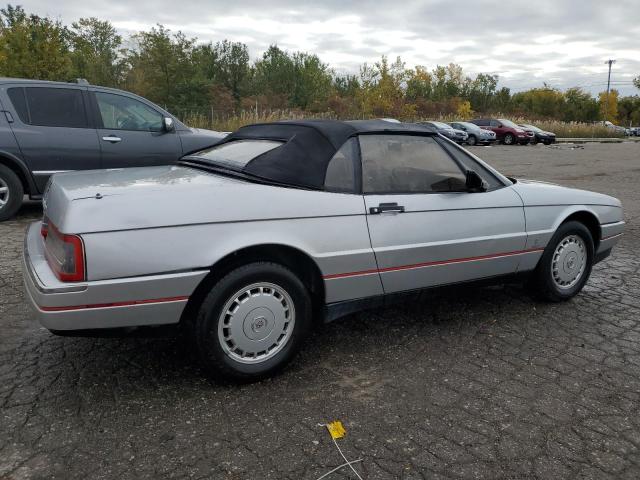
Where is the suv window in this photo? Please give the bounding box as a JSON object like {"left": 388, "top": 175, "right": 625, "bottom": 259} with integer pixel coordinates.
{"left": 96, "top": 92, "right": 163, "bottom": 131}
{"left": 325, "top": 138, "right": 358, "bottom": 193}
{"left": 473, "top": 119, "right": 488, "bottom": 126}
{"left": 8, "top": 87, "right": 88, "bottom": 128}
{"left": 360, "top": 134, "right": 466, "bottom": 194}
{"left": 436, "top": 139, "right": 503, "bottom": 190}
{"left": 490, "top": 120, "right": 501, "bottom": 127}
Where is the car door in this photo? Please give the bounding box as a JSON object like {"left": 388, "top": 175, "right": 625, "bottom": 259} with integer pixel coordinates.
{"left": 489, "top": 119, "right": 506, "bottom": 139}
{"left": 2, "top": 84, "right": 101, "bottom": 192}
{"left": 90, "top": 89, "right": 182, "bottom": 168}
{"left": 360, "top": 133, "right": 528, "bottom": 294}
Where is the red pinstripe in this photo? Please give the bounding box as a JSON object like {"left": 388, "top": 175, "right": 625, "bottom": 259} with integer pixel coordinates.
{"left": 323, "top": 247, "right": 545, "bottom": 280}
{"left": 40, "top": 295, "right": 189, "bottom": 312}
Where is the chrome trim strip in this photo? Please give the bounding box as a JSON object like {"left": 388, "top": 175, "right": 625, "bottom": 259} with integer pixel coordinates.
{"left": 32, "top": 170, "right": 74, "bottom": 175}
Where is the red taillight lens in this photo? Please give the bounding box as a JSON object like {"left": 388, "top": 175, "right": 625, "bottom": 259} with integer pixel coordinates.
{"left": 41, "top": 217, "right": 49, "bottom": 238}
{"left": 44, "top": 222, "right": 86, "bottom": 282}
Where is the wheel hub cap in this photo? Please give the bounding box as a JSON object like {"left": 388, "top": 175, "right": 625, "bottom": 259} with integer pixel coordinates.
{"left": 0, "top": 178, "right": 9, "bottom": 209}
{"left": 552, "top": 235, "right": 586, "bottom": 289}
{"left": 218, "top": 282, "right": 295, "bottom": 364}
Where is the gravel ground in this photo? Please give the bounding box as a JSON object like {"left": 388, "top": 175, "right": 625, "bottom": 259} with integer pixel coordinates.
{"left": 1, "top": 142, "right": 639, "bottom": 479}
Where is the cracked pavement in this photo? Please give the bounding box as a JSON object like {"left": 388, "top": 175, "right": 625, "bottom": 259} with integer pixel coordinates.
{"left": 1, "top": 142, "right": 639, "bottom": 479}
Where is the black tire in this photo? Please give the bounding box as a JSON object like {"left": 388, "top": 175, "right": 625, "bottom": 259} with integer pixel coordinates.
{"left": 531, "top": 137, "right": 538, "bottom": 145}
{"left": 530, "top": 221, "right": 594, "bottom": 302}
{"left": 503, "top": 133, "right": 515, "bottom": 145}
{"left": 191, "top": 262, "right": 312, "bottom": 382}
{"left": 0, "top": 164, "right": 23, "bottom": 222}
{"left": 467, "top": 135, "right": 477, "bottom": 146}
{"left": 543, "top": 140, "right": 551, "bottom": 145}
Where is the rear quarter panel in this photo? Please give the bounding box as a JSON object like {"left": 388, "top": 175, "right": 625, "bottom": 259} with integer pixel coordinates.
{"left": 80, "top": 189, "right": 383, "bottom": 303}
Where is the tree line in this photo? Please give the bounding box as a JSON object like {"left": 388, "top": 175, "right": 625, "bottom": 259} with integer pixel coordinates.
{"left": 1, "top": 4, "right": 639, "bottom": 126}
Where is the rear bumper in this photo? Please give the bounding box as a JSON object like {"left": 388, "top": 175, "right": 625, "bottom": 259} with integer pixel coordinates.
{"left": 22, "top": 222, "right": 207, "bottom": 331}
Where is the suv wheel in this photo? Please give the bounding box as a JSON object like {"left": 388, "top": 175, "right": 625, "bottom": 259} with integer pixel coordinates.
{"left": 530, "top": 221, "right": 594, "bottom": 302}
{"left": 466, "top": 135, "right": 477, "bottom": 146}
{"left": 191, "top": 262, "right": 312, "bottom": 382}
{"left": 503, "top": 133, "right": 515, "bottom": 145}
{"left": 0, "top": 164, "right": 23, "bottom": 221}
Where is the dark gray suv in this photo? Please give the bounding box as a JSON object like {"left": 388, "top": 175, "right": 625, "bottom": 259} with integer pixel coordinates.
{"left": 0, "top": 78, "right": 226, "bottom": 220}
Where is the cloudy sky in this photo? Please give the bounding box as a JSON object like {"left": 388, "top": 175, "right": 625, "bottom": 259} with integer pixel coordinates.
{"left": 20, "top": 0, "right": 640, "bottom": 95}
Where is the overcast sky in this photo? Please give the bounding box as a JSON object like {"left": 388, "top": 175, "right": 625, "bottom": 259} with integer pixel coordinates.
{"left": 19, "top": 0, "right": 640, "bottom": 96}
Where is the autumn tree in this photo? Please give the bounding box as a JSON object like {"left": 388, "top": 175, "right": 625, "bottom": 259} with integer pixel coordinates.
{"left": 0, "top": 4, "right": 71, "bottom": 80}
{"left": 598, "top": 89, "right": 619, "bottom": 122}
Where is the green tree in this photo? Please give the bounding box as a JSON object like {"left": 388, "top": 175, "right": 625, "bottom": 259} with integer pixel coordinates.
{"left": 563, "top": 87, "right": 599, "bottom": 122}
{"left": 194, "top": 40, "right": 250, "bottom": 103}
{"left": 126, "top": 25, "right": 204, "bottom": 110}
{"left": 69, "top": 17, "right": 123, "bottom": 86}
{"left": 0, "top": 4, "right": 71, "bottom": 80}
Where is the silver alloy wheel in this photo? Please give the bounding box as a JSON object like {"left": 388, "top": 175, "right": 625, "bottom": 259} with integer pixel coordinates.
{"left": 551, "top": 234, "right": 587, "bottom": 289}
{"left": 218, "top": 282, "right": 295, "bottom": 364}
{"left": 0, "top": 177, "right": 9, "bottom": 209}
{"left": 504, "top": 134, "right": 514, "bottom": 145}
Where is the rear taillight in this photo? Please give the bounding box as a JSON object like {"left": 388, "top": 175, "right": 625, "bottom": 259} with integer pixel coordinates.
{"left": 41, "top": 216, "right": 49, "bottom": 238}
{"left": 44, "top": 222, "right": 86, "bottom": 282}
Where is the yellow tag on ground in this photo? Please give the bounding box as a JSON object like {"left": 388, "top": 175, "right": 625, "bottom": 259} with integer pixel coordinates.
{"left": 326, "top": 421, "right": 346, "bottom": 439}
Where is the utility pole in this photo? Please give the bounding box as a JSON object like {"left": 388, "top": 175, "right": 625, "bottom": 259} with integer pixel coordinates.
{"left": 604, "top": 59, "right": 616, "bottom": 120}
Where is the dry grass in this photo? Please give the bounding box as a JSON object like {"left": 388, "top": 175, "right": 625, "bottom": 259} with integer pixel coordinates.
{"left": 180, "top": 110, "right": 624, "bottom": 138}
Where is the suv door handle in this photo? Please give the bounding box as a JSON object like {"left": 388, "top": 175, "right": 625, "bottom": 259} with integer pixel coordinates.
{"left": 102, "top": 135, "right": 122, "bottom": 143}
{"left": 369, "top": 202, "right": 405, "bottom": 214}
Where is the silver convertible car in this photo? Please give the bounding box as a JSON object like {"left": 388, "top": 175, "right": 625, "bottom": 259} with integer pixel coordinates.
{"left": 23, "top": 120, "right": 624, "bottom": 381}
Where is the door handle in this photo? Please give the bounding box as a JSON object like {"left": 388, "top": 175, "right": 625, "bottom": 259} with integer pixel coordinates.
{"left": 102, "top": 135, "right": 122, "bottom": 143}
{"left": 369, "top": 202, "right": 405, "bottom": 214}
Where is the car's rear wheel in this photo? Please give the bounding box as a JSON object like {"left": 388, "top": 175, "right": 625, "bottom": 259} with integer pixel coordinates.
{"left": 467, "top": 134, "right": 477, "bottom": 146}
{"left": 503, "top": 133, "right": 515, "bottom": 145}
{"left": 530, "top": 221, "right": 594, "bottom": 302}
{"left": 0, "top": 164, "right": 23, "bottom": 222}
{"left": 192, "top": 262, "right": 312, "bottom": 382}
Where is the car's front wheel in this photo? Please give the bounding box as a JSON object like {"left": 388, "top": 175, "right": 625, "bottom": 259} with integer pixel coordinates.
{"left": 192, "top": 262, "right": 312, "bottom": 382}
{"left": 530, "top": 221, "right": 594, "bottom": 302}
{"left": 503, "top": 133, "right": 515, "bottom": 145}
{"left": 0, "top": 164, "right": 23, "bottom": 222}
{"left": 466, "top": 134, "right": 477, "bottom": 146}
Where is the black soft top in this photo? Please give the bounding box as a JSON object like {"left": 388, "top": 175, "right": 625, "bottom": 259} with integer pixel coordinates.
{"left": 210, "top": 119, "right": 436, "bottom": 189}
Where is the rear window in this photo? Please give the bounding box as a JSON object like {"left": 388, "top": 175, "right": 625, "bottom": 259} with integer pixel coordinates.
{"left": 7, "top": 87, "right": 88, "bottom": 128}
{"left": 192, "top": 140, "right": 283, "bottom": 168}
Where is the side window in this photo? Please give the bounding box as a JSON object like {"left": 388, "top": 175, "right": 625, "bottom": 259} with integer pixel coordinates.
{"left": 11, "top": 87, "right": 88, "bottom": 128}
{"left": 360, "top": 134, "right": 467, "bottom": 194}
{"left": 324, "top": 138, "right": 358, "bottom": 193}
{"left": 474, "top": 119, "right": 488, "bottom": 126}
{"left": 437, "top": 139, "right": 503, "bottom": 190}
{"left": 490, "top": 120, "right": 500, "bottom": 127}
{"left": 95, "top": 92, "right": 163, "bottom": 132}
{"left": 7, "top": 88, "right": 28, "bottom": 123}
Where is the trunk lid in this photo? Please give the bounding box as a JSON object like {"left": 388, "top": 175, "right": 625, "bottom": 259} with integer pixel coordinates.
{"left": 43, "top": 165, "right": 361, "bottom": 234}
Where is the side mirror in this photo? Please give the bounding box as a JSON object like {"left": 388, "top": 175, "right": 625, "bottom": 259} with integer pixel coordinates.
{"left": 163, "top": 117, "right": 175, "bottom": 132}
{"left": 466, "top": 170, "right": 488, "bottom": 192}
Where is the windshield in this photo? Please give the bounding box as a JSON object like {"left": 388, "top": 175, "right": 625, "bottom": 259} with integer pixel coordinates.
{"left": 498, "top": 119, "right": 520, "bottom": 129}
{"left": 457, "top": 122, "right": 480, "bottom": 130}
{"left": 188, "top": 140, "right": 283, "bottom": 169}
{"left": 521, "top": 124, "right": 542, "bottom": 132}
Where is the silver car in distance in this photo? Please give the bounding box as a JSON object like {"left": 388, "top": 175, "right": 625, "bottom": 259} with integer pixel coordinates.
{"left": 23, "top": 120, "right": 625, "bottom": 381}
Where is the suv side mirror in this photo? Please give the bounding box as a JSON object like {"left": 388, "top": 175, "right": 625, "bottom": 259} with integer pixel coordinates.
{"left": 163, "top": 117, "right": 175, "bottom": 132}
{"left": 466, "top": 170, "right": 488, "bottom": 192}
